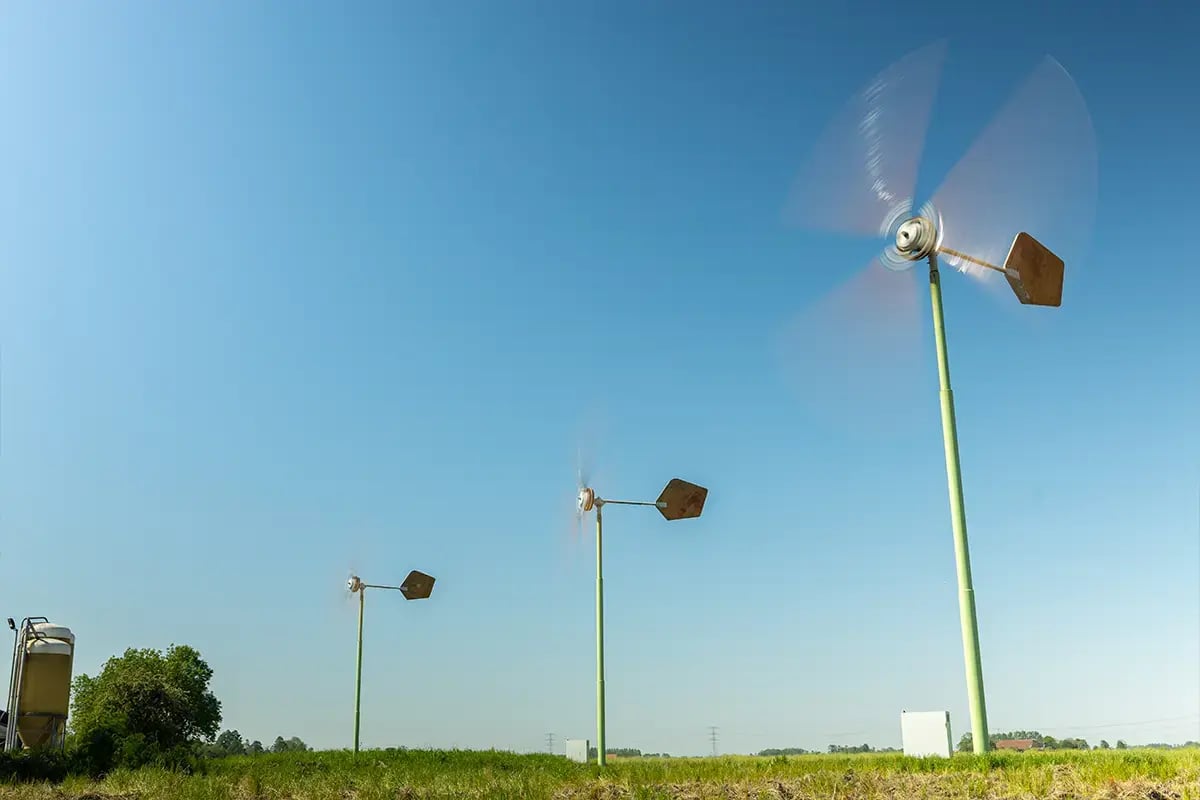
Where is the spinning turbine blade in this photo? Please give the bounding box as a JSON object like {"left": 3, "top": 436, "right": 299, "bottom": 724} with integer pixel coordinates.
{"left": 777, "top": 256, "right": 924, "bottom": 436}
{"left": 325, "top": 563, "right": 361, "bottom": 622}
{"left": 930, "top": 56, "right": 1098, "bottom": 294}
{"left": 573, "top": 440, "right": 595, "bottom": 542}
{"left": 569, "top": 411, "right": 604, "bottom": 521}
{"left": 558, "top": 427, "right": 603, "bottom": 575}
{"left": 783, "top": 39, "right": 947, "bottom": 240}
{"left": 576, "top": 445, "right": 592, "bottom": 493}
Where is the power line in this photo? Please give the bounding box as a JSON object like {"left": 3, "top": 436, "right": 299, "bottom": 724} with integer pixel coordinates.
{"left": 708, "top": 726, "right": 718, "bottom": 757}
{"left": 545, "top": 732, "right": 555, "bottom": 754}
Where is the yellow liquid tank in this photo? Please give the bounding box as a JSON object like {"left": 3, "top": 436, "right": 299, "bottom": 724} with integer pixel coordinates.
{"left": 15, "top": 623, "right": 75, "bottom": 749}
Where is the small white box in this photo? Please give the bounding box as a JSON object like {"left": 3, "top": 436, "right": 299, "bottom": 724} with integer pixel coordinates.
{"left": 900, "top": 710, "right": 952, "bottom": 758}
{"left": 565, "top": 738, "right": 590, "bottom": 763}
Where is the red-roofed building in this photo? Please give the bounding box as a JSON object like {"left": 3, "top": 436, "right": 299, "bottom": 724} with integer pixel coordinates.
{"left": 993, "top": 738, "right": 1037, "bottom": 752}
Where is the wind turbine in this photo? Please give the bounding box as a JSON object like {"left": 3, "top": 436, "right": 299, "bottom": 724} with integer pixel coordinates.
{"left": 782, "top": 39, "right": 1097, "bottom": 754}
{"left": 574, "top": 474, "right": 708, "bottom": 767}
{"left": 345, "top": 569, "right": 436, "bottom": 754}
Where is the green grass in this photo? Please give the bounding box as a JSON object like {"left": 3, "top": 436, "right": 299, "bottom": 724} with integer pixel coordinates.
{"left": 1, "top": 747, "right": 1198, "bottom": 799}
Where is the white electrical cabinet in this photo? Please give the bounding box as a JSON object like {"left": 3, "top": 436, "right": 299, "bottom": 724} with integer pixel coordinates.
{"left": 900, "top": 710, "right": 952, "bottom": 758}
{"left": 565, "top": 738, "right": 590, "bottom": 763}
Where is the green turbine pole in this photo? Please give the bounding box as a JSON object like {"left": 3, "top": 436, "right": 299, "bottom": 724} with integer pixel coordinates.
{"left": 595, "top": 503, "right": 606, "bottom": 767}
{"left": 354, "top": 588, "right": 365, "bottom": 755}
{"left": 928, "top": 254, "right": 989, "bottom": 754}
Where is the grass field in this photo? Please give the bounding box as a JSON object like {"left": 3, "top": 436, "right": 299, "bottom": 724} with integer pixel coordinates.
{"left": 2, "top": 747, "right": 1198, "bottom": 800}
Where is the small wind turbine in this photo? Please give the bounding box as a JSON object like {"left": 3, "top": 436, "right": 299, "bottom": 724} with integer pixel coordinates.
{"left": 576, "top": 476, "right": 708, "bottom": 766}
{"left": 783, "top": 39, "right": 1097, "bottom": 754}
{"left": 346, "top": 569, "right": 435, "bottom": 754}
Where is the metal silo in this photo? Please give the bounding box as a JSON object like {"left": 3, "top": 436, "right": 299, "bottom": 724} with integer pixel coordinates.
{"left": 4, "top": 617, "right": 76, "bottom": 751}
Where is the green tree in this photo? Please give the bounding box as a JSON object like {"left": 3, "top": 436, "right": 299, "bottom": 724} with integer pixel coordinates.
{"left": 214, "top": 730, "right": 246, "bottom": 757}
{"left": 69, "top": 644, "right": 222, "bottom": 772}
{"left": 248, "top": 740, "right": 265, "bottom": 755}
{"left": 1098, "top": 740, "right": 1110, "bottom": 750}
{"left": 1116, "top": 740, "right": 1128, "bottom": 749}
{"left": 270, "top": 736, "right": 309, "bottom": 753}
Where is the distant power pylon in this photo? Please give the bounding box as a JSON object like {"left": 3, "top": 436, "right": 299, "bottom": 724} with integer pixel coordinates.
{"left": 708, "top": 726, "right": 718, "bottom": 757}
{"left": 545, "top": 732, "right": 555, "bottom": 754}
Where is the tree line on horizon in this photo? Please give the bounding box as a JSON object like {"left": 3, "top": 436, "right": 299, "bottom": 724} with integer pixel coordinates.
{"left": 958, "top": 731, "right": 1200, "bottom": 752}
{"left": 205, "top": 731, "right": 310, "bottom": 758}
{"left": 757, "top": 744, "right": 900, "bottom": 756}
{"left": 959, "top": 731, "right": 1095, "bottom": 751}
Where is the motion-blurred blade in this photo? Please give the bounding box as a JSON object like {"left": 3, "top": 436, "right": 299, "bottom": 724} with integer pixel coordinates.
{"left": 555, "top": 480, "right": 588, "bottom": 578}
{"left": 566, "top": 487, "right": 584, "bottom": 544}
{"left": 930, "top": 56, "right": 1098, "bottom": 297}
{"left": 328, "top": 564, "right": 360, "bottom": 619}
{"left": 563, "top": 429, "right": 601, "bottom": 554}
{"left": 777, "top": 257, "right": 925, "bottom": 437}
{"left": 572, "top": 409, "right": 606, "bottom": 488}
{"left": 576, "top": 447, "right": 590, "bottom": 492}
{"left": 783, "top": 39, "right": 947, "bottom": 239}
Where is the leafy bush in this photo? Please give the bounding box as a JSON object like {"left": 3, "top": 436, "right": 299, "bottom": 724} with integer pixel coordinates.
{"left": 0, "top": 748, "right": 70, "bottom": 783}
{"left": 67, "top": 725, "right": 119, "bottom": 778}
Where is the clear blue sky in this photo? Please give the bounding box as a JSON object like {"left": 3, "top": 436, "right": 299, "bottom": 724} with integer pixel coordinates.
{"left": 2, "top": 1, "right": 1197, "bottom": 756}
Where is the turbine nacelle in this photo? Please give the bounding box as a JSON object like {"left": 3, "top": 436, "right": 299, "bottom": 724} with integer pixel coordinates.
{"left": 578, "top": 487, "right": 597, "bottom": 513}
{"left": 895, "top": 215, "right": 939, "bottom": 261}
